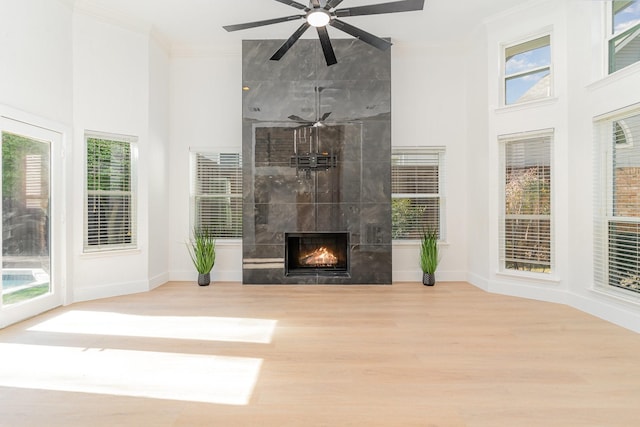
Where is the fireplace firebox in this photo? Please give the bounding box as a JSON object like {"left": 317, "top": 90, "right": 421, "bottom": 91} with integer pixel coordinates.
{"left": 285, "top": 232, "right": 349, "bottom": 276}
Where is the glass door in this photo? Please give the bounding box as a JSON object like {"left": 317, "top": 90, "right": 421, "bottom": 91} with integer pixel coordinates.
{"left": 1, "top": 117, "right": 62, "bottom": 327}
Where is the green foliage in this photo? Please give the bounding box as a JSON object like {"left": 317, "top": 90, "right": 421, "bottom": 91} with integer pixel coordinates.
{"left": 392, "top": 198, "right": 427, "bottom": 239}
{"left": 187, "top": 227, "right": 216, "bottom": 274}
{"left": 2, "top": 284, "right": 49, "bottom": 305}
{"left": 419, "top": 227, "right": 439, "bottom": 274}
{"left": 86, "top": 138, "right": 131, "bottom": 192}
{"left": 2, "top": 132, "right": 50, "bottom": 198}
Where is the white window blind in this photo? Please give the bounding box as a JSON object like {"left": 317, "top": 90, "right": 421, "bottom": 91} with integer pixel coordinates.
{"left": 391, "top": 148, "right": 444, "bottom": 240}
{"left": 608, "top": 0, "right": 640, "bottom": 74}
{"left": 85, "top": 133, "right": 136, "bottom": 251}
{"left": 192, "top": 152, "right": 242, "bottom": 239}
{"left": 500, "top": 132, "right": 552, "bottom": 273}
{"left": 595, "top": 109, "right": 640, "bottom": 294}
{"left": 504, "top": 34, "right": 551, "bottom": 105}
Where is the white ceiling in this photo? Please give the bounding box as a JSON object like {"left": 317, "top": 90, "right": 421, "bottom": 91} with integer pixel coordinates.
{"left": 74, "top": 0, "right": 526, "bottom": 52}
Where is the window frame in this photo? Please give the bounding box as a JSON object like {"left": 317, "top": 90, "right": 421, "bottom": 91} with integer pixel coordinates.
{"left": 498, "top": 129, "right": 554, "bottom": 276}
{"left": 190, "top": 149, "right": 243, "bottom": 240}
{"left": 607, "top": 0, "right": 640, "bottom": 74}
{"left": 83, "top": 131, "right": 138, "bottom": 253}
{"left": 391, "top": 147, "right": 446, "bottom": 242}
{"left": 501, "top": 31, "right": 553, "bottom": 107}
{"left": 594, "top": 106, "right": 640, "bottom": 297}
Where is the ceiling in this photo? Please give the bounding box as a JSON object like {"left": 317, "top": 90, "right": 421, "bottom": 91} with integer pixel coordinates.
{"left": 74, "top": 0, "right": 525, "bottom": 53}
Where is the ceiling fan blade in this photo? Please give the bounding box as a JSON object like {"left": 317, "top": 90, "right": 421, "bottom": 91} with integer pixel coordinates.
{"left": 271, "top": 22, "right": 311, "bottom": 60}
{"left": 325, "top": 0, "right": 345, "bottom": 9}
{"left": 310, "top": 0, "right": 321, "bottom": 7}
{"left": 223, "top": 15, "right": 304, "bottom": 32}
{"left": 330, "top": 19, "right": 392, "bottom": 51}
{"left": 288, "top": 115, "right": 308, "bottom": 122}
{"left": 317, "top": 26, "right": 337, "bottom": 66}
{"left": 274, "top": 0, "right": 310, "bottom": 11}
{"left": 320, "top": 112, "right": 332, "bottom": 121}
{"left": 335, "top": 0, "right": 424, "bottom": 17}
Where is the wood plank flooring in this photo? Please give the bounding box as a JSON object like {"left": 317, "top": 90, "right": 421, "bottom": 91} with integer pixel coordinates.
{"left": 1, "top": 281, "right": 640, "bottom": 426}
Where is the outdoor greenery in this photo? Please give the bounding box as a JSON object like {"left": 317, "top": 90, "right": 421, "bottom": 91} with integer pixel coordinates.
{"left": 187, "top": 227, "right": 216, "bottom": 274}
{"left": 2, "top": 132, "right": 50, "bottom": 256}
{"left": 86, "top": 137, "right": 133, "bottom": 247}
{"left": 391, "top": 198, "right": 428, "bottom": 239}
{"left": 2, "top": 284, "right": 49, "bottom": 306}
{"left": 504, "top": 166, "right": 551, "bottom": 272}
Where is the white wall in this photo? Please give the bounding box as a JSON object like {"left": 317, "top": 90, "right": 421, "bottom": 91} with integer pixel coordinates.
{"left": 71, "top": 10, "right": 152, "bottom": 301}
{"left": 391, "top": 42, "right": 469, "bottom": 282}
{"left": 0, "top": 0, "right": 74, "bottom": 306}
{"left": 467, "top": 0, "right": 640, "bottom": 332}
{"left": 148, "top": 37, "right": 171, "bottom": 289}
{"left": 0, "top": 0, "right": 73, "bottom": 125}
{"left": 168, "top": 53, "right": 243, "bottom": 282}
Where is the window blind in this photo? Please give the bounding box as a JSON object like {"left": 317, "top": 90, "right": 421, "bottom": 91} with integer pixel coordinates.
{"left": 595, "top": 110, "right": 640, "bottom": 293}
{"left": 193, "top": 152, "right": 242, "bottom": 239}
{"left": 499, "top": 132, "right": 552, "bottom": 273}
{"left": 85, "top": 135, "right": 136, "bottom": 251}
{"left": 391, "top": 149, "right": 444, "bottom": 240}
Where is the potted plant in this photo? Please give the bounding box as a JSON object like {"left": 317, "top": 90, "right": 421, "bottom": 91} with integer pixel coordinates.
{"left": 187, "top": 227, "right": 216, "bottom": 286}
{"left": 419, "top": 227, "right": 439, "bottom": 286}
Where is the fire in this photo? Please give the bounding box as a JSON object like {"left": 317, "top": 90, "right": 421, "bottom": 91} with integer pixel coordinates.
{"left": 299, "top": 247, "right": 338, "bottom": 267}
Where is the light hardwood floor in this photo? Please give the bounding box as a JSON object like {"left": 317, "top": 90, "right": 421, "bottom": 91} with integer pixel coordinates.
{"left": 1, "top": 281, "right": 640, "bottom": 426}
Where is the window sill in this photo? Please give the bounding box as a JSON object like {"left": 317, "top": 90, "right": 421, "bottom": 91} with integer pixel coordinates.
{"left": 495, "top": 270, "right": 560, "bottom": 284}
{"left": 495, "top": 96, "right": 559, "bottom": 114}
{"left": 81, "top": 248, "right": 141, "bottom": 258}
{"left": 591, "top": 285, "right": 640, "bottom": 307}
{"left": 587, "top": 61, "right": 640, "bottom": 93}
{"left": 392, "top": 240, "right": 450, "bottom": 247}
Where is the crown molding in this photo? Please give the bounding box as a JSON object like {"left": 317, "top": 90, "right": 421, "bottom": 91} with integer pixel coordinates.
{"left": 73, "top": 0, "right": 152, "bottom": 37}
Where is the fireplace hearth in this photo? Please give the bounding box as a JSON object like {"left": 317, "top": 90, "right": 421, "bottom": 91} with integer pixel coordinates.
{"left": 286, "top": 232, "right": 349, "bottom": 276}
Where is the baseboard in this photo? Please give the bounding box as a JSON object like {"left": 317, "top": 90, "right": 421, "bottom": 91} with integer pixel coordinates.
{"left": 169, "top": 269, "right": 243, "bottom": 283}
{"left": 73, "top": 279, "right": 148, "bottom": 303}
{"left": 148, "top": 272, "right": 169, "bottom": 290}
{"left": 468, "top": 272, "right": 640, "bottom": 333}
{"left": 393, "top": 269, "right": 467, "bottom": 283}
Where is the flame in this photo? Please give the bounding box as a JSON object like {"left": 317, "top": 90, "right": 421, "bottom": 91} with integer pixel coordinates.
{"left": 299, "top": 247, "right": 338, "bottom": 267}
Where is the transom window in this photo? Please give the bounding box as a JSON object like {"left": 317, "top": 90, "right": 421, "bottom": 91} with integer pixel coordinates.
{"left": 391, "top": 148, "right": 445, "bottom": 240}
{"left": 608, "top": 0, "right": 640, "bottom": 74}
{"left": 84, "top": 132, "right": 137, "bottom": 252}
{"left": 503, "top": 34, "right": 551, "bottom": 105}
{"left": 191, "top": 151, "right": 243, "bottom": 239}
{"left": 499, "top": 131, "right": 553, "bottom": 273}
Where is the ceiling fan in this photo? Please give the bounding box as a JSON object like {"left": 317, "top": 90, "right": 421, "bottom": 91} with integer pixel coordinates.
{"left": 223, "top": 0, "right": 425, "bottom": 66}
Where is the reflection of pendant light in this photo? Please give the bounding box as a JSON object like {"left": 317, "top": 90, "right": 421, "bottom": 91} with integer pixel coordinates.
{"left": 306, "top": 10, "right": 330, "bottom": 27}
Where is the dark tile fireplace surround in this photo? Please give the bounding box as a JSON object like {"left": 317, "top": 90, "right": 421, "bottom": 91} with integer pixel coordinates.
{"left": 242, "top": 39, "right": 391, "bottom": 284}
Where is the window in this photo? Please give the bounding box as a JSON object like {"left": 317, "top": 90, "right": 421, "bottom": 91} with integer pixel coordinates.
{"left": 499, "top": 131, "right": 552, "bottom": 273}
{"left": 595, "top": 109, "right": 640, "bottom": 294}
{"left": 191, "top": 151, "right": 242, "bottom": 239}
{"left": 85, "top": 133, "right": 136, "bottom": 252}
{"left": 503, "top": 34, "right": 551, "bottom": 105}
{"left": 608, "top": 0, "right": 640, "bottom": 73}
{"left": 391, "top": 148, "right": 444, "bottom": 240}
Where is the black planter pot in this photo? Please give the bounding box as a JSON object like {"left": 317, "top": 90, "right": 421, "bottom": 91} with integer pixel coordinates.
{"left": 198, "top": 272, "right": 211, "bottom": 286}
{"left": 422, "top": 272, "right": 435, "bottom": 286}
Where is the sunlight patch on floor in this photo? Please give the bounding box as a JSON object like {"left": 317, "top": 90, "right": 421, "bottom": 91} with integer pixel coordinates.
{"left": 0, "top": 343, "right": 262, "bottom": 405}
{"left": 28, "top": 310, "right": 277, "bottom": 344}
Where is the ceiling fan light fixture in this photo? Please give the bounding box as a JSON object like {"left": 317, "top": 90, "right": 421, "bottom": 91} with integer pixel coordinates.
{"left": 306, "top": 10, "right": 331, "bottom": 27}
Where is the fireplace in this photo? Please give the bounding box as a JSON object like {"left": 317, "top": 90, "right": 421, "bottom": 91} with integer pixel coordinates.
{"left": 285, "top": 232, "right": 349, "bottom": 277}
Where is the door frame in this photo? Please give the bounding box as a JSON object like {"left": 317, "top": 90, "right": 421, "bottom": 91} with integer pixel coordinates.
{"left": 0, "top": 106, "right": 68, "bottom": 328}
